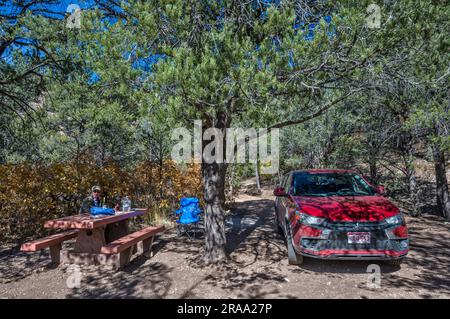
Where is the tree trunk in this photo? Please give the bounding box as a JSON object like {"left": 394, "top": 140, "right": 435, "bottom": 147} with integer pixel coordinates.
{"left": 400, "top": 130, "right": 420, "bottom": 216}
{"left": 202, "top": 161, "right": 228, "bottom": 263}
{"left": 405, "top": 151, "right": 420, "bottom": 216}
{"left": 202, "top": 111, "right": 229, "bottom": 264}
{"left": 432, "top": 142, "right": 450, "bottom": 219}
{"left": 255, "top": 160, "right": 261, "bottom": 190}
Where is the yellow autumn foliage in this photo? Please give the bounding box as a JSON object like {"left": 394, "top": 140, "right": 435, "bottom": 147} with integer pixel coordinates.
{"left": 0, "top": 156, "right": 202, "bottom": 242}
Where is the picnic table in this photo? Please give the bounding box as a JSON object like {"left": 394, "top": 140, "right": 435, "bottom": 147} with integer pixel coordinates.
{"left": 21, "top": 209, "right": 165, "bottom": 269}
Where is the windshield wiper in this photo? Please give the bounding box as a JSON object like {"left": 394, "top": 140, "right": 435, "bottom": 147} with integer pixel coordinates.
{"left": 334, "top": 190, "right": 370, "bottom": 196}
{"left": 296, "top": 193, "right": 330, "bottom": 197}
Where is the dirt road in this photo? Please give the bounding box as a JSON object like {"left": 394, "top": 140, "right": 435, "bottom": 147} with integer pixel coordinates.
{"left": 1, "top": 192, "right": 449, "bottom": 298}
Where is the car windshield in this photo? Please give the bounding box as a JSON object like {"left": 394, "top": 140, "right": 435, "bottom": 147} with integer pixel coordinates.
{"left": 292, "top": 172, "right": 376, "bottom": 197}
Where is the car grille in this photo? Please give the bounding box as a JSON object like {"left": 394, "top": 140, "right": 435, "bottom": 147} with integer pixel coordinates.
{"left": 323, "top": 220, "right": 390, "bottom": 231}
{"left": 300, "top": 220, "right": 407, "bottom": 251}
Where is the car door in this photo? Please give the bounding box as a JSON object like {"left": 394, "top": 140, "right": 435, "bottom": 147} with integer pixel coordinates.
{"left": 277, "top": 172, "right": 293, "bottom": 232}
{"left": 275, "top": 173, "right": 287, "bottom": 207}
{"left": 274, "top": 174, "right": 285, "bottom": 224}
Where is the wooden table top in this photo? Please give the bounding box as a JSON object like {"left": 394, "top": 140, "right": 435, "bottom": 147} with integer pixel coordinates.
{"left": 44, "top": 209, "right": 146, "bottom": 230}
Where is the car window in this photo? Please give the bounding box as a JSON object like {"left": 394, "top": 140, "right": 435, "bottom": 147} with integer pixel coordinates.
{"left": 292, "top": 172, "right": 375, "bottom": 197}
{"left": 280, "top": 174, "right": 288, "bottom": 188}
{"left": 285, "top": 174, "right": 293, "bottom": 194}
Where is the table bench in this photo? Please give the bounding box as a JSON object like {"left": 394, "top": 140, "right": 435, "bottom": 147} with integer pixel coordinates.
{"left": 20, "top": 230, "right": 78, "bottom": 264}
{"left": 100, "top": 225, "right": 165, "bottom": 269}
{"left": 20, "top": 209, "right": 165, "bottom": 269}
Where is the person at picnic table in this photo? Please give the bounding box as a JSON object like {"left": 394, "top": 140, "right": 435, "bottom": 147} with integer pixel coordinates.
{"left": 80, "top": 185, "right": 120, "bottom": 214}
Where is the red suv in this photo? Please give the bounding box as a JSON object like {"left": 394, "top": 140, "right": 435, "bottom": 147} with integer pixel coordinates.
{"left": 274, "top": 169, "right": 409, "bottom": 266}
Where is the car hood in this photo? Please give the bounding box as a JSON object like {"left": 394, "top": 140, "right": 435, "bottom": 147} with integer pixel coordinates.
{"left": 292, "top": 195, "right": 400, "bottom": 222}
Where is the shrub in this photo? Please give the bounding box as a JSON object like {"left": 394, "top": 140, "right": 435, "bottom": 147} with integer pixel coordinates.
{"left": 0, "top": 156, "right": 202, "bottom": 242}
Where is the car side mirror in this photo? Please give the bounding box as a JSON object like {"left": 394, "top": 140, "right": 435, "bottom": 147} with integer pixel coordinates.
{"left": 273, "top": 187, "right": 288, "bottom": 197}
{"left": 375, "top": 185, "right": 386, "bottom": 195}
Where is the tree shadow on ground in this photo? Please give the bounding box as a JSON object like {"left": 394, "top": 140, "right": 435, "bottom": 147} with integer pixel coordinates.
{"left": 379, "top": 215, "right": 450, "bottom": 297}
{"left": 1, "top": 238, "right": 172, "bottom": 299}
{"left": 153, "top": 199, "right": 295, "bottom": 298}
{"left": 295, "top": 259, "right": 400, "bottom": 275}
{"left": 65, "top": 244, "right": 173, "bottom": 298}
{"left": 3, "top": 195, "right": 449, "bottom": 299}
{"left": 158, "top": 197, "right": 407, "bottom": 298}
{"left": 228, "top": 199, "right": 401, "bottom": 275}
{"left": 0, "top": 242, "right": 74, "bottom": 284}
{"left": 211, "top": 197, "right": 449, "bottom": 297}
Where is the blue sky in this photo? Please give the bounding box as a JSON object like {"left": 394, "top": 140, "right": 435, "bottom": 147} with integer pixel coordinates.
{"left": 1, "top": 1, "right": 101, "bottom": 64}
{"left": 1, "top": 1, "right": 333, "bottom": 75}
{"left": 0, "top": 0, "right": 94, "bottom": 19}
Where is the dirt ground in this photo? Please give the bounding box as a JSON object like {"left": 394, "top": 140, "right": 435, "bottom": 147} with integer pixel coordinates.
{"left": 1, "top": 188, "right": 449, "bottom": 299}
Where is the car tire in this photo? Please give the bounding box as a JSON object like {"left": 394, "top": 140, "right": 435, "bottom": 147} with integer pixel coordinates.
{"left": 385, "top": 258, "right": 404, "bottom": 266}
{"left": 285, "top": 220, "right": 304, "bottom": 265}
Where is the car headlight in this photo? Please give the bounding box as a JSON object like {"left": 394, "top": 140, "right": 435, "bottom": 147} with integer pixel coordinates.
{"left": 385, "top": 213, "right": 404, "bottom": 225}
{"left": 296, "top": 211, "right": 326, "bottom": 226}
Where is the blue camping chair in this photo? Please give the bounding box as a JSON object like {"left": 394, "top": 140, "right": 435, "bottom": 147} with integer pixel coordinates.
{"left": 174, "top": 197, "right": 203, "bottom": 239}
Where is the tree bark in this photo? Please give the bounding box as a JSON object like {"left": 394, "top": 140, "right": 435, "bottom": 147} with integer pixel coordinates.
{"left": 255, "top": 160, "right": 261, "bottom": 190}
{"left": 405, "top": 150, "right": 420, "bottom": 216}
{"left": 202, "top": 111, "right": 229, "bottom": 264}
{"left": 399, "top": 130, "right": 420, "bottom": 216}
{"left": 431, "top": 142, "right": 450, "bottom": 219}
{"left": 202, "top": 161, "right": 228, "bottom": 263}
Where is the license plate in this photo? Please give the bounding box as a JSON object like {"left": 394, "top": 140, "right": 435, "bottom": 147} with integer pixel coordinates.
{"left": 347, "top": 232, "right": 371, "bottom": 244}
